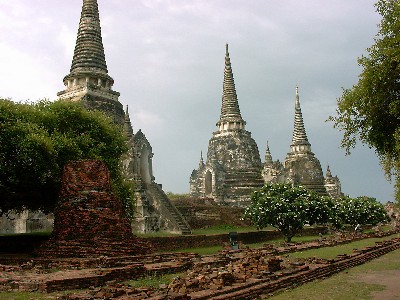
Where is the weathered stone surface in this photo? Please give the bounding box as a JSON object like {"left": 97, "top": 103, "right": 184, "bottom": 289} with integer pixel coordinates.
{"left": 324, "top": 165, "right": 343, "bottom": 198}
{"left": 0, "top": 210, "right": 53, "bottom": 235}
{"left": 190, "top": 45, "right": 264, "bottom": 206}
{"left": 262, "top": 87, "right": 340, "bottom": 197}
{"left": 36, "top": 160, "right": 152, "bottom": 258}
{"left": 56, "top": 0, "right": 190, "bottom": 235}
{"left": 190, "top": 57, "right": 343, "bottom": 205}
{"left": 171, "top": 197, "right": 250, "bottom": 229}
{"left": 57, "top": 0, "right": 124, "bottom": 124}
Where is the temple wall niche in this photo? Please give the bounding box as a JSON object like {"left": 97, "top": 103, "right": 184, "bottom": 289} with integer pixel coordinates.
{"left": 204, "top": 170, "right": 213, "bottom": 195}
{"left": 139, "top": 147, "right": 151, "bottom": 184}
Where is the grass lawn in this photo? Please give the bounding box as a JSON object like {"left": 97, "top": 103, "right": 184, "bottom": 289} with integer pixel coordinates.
{"left": 269, "top": 247, "right": 400, "bottom": 300}
{"left": 247, "top": 234, "right": 324, "bottom": 249}
{"left": 0, "top": 290, "right": 77, "bottom": 300}
{"left": 289, "top": 233, "right": 400, "bottom": 260}
{"left": 134, "top": 231, "right": 182, "bottom": 237}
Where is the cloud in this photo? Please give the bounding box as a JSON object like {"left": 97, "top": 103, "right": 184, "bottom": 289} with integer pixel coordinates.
{"left": 0, "top": 43, "right": 57, "bottom": 101}
{"left": 56, "top": 25, "right": 77, "bottom": 60}
{"left": 132, "top": 108, "right": 165, "bottom": 133}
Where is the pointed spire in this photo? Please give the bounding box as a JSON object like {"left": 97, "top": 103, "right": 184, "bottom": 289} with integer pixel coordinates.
{"left": 70, "top": 0, "right": 108, "bottom": 74}
{"left": 291, "top": 86, "right": 310, "bottom": 147}
{"left": 58, "top": 0, "right": 125, "bottom": 123}
{"left": 198, "top": 151, "right": 205, "bottom": 168}
{"left": 326, "top": 165, "right": 332, "bottom": 177}
{"left": 124, "top": 105, "right": 134, "bottom": 138}
{"left": 265, "top": 142, "right": 273, "bottom": 163}
{"left": 217, "top": 44, "right": 245, "bottom": 129}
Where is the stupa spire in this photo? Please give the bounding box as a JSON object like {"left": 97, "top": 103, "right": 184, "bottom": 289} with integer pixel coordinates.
{"left": 198, "top": 151, "right": 205, "bottom": 168}
{"left": 291, "top": 86, "right": 310, "bottom": 148}
{"left": 70, "top": 0, "right": 108, "bottom": 74}
{"left": 57, "top": 0, "right": 124, "bottom": 124}
{"left": 217, "top": 44, "right": 245, "bottom": 131}
{"left": 124, "top": 105, "right": 134, "bottom": 138}
{"left": 326, "top": 165, "right": 332, "bottom": 177}
{"left": 265, "top": 142, "right": 273, "bottom": 163}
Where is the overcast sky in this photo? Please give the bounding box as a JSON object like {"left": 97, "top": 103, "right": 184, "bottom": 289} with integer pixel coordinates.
{"left": 0, "top": 0, "right": 395, "bottom": 202}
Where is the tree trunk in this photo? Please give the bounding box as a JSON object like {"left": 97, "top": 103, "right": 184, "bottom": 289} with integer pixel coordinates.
{"left": 285, "top": 234, "right": 294, "bottom": 243}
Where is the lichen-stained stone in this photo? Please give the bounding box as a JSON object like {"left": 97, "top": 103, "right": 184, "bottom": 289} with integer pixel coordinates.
{"left": 36, "top": 160, "right": 152, "bottom": 258}
{"left": 57, "top": 0, "right": 124, "bottom": 124}
{"left": 190, "top": 51, "right": 341, "bottom": 204}
{"left": 324, "top": 165, "right": 343, "bottom": 199}
{"left": 56, "top": 0, "right": 190, "bottom": 235}
{"left": 283, "top": 87, "right": 327, "bottom": 195}
{"left": 261, "top": 87, "right": 334, "bottom": 197}
{"left": 190, "top": 45, "right": 264, "bottom": 206}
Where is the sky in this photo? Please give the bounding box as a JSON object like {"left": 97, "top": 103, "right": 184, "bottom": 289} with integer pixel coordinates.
{"left": 0, "top": 0, "right": 395, "bottom": 203}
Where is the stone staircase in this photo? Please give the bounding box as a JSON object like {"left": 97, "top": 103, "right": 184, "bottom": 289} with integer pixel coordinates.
{"left": 145, "top": 183, "right": 192, "bottom": 235}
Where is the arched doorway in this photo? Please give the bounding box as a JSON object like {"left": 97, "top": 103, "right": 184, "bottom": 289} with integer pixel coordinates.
{"left": 205, "top": 170, "right": 212, "bottom": 195}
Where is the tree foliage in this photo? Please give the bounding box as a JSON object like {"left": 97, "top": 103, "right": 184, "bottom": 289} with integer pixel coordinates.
{"left": 333, "top": 196, "right": 390, "bottom": 228}
{"left": 243, "top": 184, "right": 333, "bottom": 242}
{"left": 329, "top": 0, "right": 400, "bottom": 200}
{"left": 0, "top": 99, "right": 129, "bottom": 214}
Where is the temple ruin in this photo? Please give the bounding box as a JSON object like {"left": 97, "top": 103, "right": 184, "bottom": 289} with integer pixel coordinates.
{"left": 191, "top": 80, "right": 342, "bottom": 203}
{"left": 36, "top": 160, "right": 152, "bottom": 257}
{"left": 324, "top": 165, "right": 343, "bottom": 199}
{"left": 57, "top": 0, "right": 191, "bottom": 234}
{"left": 1, "top": 0, "right": 191, "bottom": 235}
{"left": 190, "top": 45, "right": 264, "bottom": 206}
{"left": 262, "top": 87, "right": 342, "bottom": 198}
{"left": 0, "top": 1, "right": 345, "bottom": 234}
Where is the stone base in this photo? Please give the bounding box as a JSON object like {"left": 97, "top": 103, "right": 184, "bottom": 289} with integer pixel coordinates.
{"left": 36, "top": 160, "right": 152, "bottom": 258}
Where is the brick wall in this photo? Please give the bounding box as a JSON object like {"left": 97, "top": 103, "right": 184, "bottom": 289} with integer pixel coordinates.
{"left": 0, "top": 227, "right": 328, "bottom": 254}
{"left": 147, "top": 226, "right": 328, "bottom": 252}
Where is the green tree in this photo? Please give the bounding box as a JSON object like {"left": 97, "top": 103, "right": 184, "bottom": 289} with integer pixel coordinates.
{"left": 333, "top": 196, "right": 390, "bottom": 228}
{"left": 0, "top": 99, "right": 131, "bottom": 214}
{"left": 243, "top": 184, "right": 333, "bottom": 242}
{"left": 329, "top": 0, "right": 400, "bottom": 200}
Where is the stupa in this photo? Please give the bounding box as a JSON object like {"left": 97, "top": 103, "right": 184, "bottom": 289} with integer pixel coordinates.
{"left": 56, "top": 0, "right": 191, "bottom": 234}
{"left": 190, "top": 44, "right": 264, "bottom": 206}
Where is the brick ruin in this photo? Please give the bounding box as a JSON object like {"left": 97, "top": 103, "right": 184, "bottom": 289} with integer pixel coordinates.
{"left": 1, "top": 228, "right": 399, "bottom": 299}
{"left": 35, "top": 160, "right": 151, "bottom": 258}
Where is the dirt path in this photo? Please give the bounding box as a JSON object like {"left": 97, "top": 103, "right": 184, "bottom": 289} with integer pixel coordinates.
{"left": 354, "top": 270, "right": 400, "bottom": 300}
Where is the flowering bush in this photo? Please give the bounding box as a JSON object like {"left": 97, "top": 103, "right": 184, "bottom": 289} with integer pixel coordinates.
{"left": 333, "top": 196, "right": 389, "bottom": 228}
{"left": 243, "top": 184, "right": 333, "bottom": 242}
